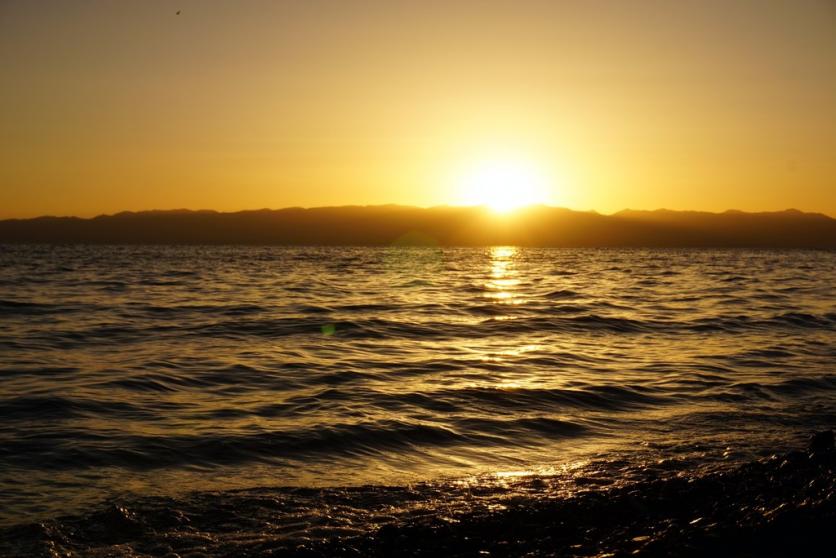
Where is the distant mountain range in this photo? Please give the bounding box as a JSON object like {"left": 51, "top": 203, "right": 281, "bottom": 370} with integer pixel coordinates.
{"left": 0, "top": 206, "right": 834, "bottom": 248}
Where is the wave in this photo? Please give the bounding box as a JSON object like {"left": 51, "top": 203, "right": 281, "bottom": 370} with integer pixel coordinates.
{"left": 0, "top": 416, "right": 592, "bottom": 472}
{"left": 2, "top": 436, "right": 833, "bottom": 556}
{"left": 0, "top": 299, "right": 84, "bottom": 316}
{"left": 0, "top": 246, "right": 833, "bottom": 527}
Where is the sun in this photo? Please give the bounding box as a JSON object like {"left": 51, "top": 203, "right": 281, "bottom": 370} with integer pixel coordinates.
{"left": 455, "top": 158, "right": 551, "bottom": 213}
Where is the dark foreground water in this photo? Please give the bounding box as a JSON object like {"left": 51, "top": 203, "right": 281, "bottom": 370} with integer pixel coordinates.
{"left": 0, "top": 246, "right": 834, "bottom": 555}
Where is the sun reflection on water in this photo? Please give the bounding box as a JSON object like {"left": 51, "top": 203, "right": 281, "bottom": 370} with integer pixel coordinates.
{"left": 485, "top": 246, "right": 522, "bottom": 304}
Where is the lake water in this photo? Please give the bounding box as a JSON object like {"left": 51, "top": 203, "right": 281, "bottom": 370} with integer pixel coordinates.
{"left": 0, "top": 245, "right": 834, "bottom": 527}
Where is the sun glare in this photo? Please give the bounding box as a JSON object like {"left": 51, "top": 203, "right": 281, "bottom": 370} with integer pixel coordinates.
{"left": 456, "top": 158, "right": 551, "bottom": 213}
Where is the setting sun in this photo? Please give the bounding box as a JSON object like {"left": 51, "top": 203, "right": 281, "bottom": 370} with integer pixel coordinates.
{"left": 455, "top": 158, "right": 552, "bottom": 213}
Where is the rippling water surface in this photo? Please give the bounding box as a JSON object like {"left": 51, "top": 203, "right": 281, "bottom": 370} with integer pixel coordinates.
{"left": 0, "top": 245, "right": 834, "bottom": 526}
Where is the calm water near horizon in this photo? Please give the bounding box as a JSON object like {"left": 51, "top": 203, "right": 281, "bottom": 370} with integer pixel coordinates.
{"left": 0, "top": 245, "right": 834, "bottom": 527}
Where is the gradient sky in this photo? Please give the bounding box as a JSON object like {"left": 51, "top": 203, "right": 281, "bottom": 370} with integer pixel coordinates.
{"left": 2, "top": 0, "right": 835, "bottom": 218}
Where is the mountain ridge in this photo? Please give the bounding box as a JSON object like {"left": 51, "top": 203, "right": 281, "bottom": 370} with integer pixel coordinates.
{"left": 1, "top": 206, "right": 833, "bottom": 248}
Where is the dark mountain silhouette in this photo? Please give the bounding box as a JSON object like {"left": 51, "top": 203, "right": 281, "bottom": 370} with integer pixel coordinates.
{"left": 0, "top": 206, "right": 833, "bottom": 248}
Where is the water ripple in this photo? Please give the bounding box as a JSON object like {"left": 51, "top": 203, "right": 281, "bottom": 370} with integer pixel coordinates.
{"left": 0, "top": 245, "right": 833, "bottom": 525}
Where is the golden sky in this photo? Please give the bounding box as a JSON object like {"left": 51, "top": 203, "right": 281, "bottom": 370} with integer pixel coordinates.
{"left": 1, "top": 0, "right": 835, "bottom": 218}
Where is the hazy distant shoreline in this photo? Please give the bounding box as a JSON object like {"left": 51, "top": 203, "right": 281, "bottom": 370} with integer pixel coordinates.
{"left": 0, "top": 206, "right": 834, "bottom": 248}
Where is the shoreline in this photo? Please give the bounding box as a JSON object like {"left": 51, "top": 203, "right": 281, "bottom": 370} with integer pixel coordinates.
{"left": 2, "top": 431, "right": 833, "bottom": 557}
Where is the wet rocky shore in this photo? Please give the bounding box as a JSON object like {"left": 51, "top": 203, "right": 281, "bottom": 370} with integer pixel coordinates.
{"left": 2, "top": 431, "right": 833, "bottom": 558}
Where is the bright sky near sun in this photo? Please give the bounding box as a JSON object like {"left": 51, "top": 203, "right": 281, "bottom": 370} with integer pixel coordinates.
{"left": 1, "top": 0, "right": 835, "bottom": 217}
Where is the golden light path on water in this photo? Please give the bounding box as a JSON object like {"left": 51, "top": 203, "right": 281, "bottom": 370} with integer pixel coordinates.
{"left": 481, "top": 246, "right": 575, "bottom": 480}
{"left": 483, "top": 246, "right": 542, "bottom": 360}
{"left": 485, "top": 246, "right": 522, "bottom": 303}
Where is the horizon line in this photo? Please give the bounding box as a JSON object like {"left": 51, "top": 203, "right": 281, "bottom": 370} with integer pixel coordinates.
{"left": 2, "top": 204, "right": 834, "bottom": 221}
